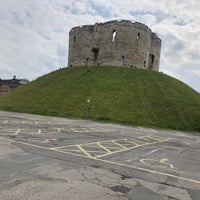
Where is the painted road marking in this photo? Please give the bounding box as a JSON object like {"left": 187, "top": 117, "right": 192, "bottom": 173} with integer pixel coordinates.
{"left": 51, "top": 136, "right": 170, "bottom": 159}
{"left": 140, "top": 158, "right": 175, "bottom": 169}
{"left": 96, "top": 142, "right": 112, "bottom": 153}
{"left": 0, "top": 126, "right": 113, "bottom": 135}
{"left": 77, "top": 145, "right": 93, "bottom": 158}
{"left": 28, "top": 138, "right": 58, "bottom": 143}
{"left": 0, "top": 136, "right": 200, "bottom": 185}
{"left": 0, "top": 127, "right": 115, "bottom": 136}
{"left": 15, "top": 129, "right": 21, "bottom": 135}
{"left": 111, "top": 140, "right": 127, "bottom": 149}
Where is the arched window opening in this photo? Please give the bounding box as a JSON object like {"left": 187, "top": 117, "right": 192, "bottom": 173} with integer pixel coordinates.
{"left": 112, "top": 30, "right": 116, "bottom": 42}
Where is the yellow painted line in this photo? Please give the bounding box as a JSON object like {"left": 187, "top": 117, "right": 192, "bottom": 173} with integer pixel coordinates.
{"left": 82, "top": 150, "right": 106, "bottom": 154}
{"left": 142, "top": 135, "right": 160, "bottom": 141}
{"left": 65, "top": 150, "right": 83, "bottom": 152}
{"left": 70, "top": 128, "right": 84, "bottom": 133}
{"left": 0, "top": 137, "right": 199, "bottom": 184}
{"left": 160, "top": 158, "right": 175, "bottom": 169}
{"left": 148, "top": 148, "right": 161, "bottom": 154}
{"left": 15, "top": 129, "right": 21, "bottom": 135}
{"left": 145, "top": 135, "right": 165, "bottom": 142}
{"left": 111, "top": 140, "right": 127, "bottom": 149}
{"left": 126, "top": 139, "right": 149, "bottom": 145}
{"left": 140, "top": 158, "right": 165, "bottom": 168}
{"left": 129, "top": 137, "right": 149, "bottom": 141}
{"left": 116, "top": 139, "right": 140, "bottom": 146}
{"left": 148, "top": 135, "right": 163, "bottom": 139}
{"left": 84, "top": 144, "right": 107, "bottom": 148}
{"left": 0, "top": 137, "right": 52, "bottom": 150}
{"left": 97, "top": 158, "right": 200, "bottom": 184}
{"left": 96, "top": 142, "right": 112, "bottom": 153}
{"left": 52, "top": 138, "right": 123, "bottom": 149}
{"left": 52, "top": 128, "right": 63, "bottom": 132}
{"left": 90, "top": 128, "right": 104, "bottom": 132}
{"left": 52, "top": 137, "right": 170, "bottom": 151}
{"left": 96, "top": 138, "right": 171, "bottom": 158}
{"left": 97, "top": 145, "right": 121, "bottom": 150}
{"left": 138, "top": 136, "right": 154, "bottom": 142}
{"left": 62, "top": 149, "right": 106, "bottom": 154}
{"left": 77, "top": 145, "right": 93, "bottom": 158}
{"left": 82, "top": 128, "right": 90, "bottom": 132}
{"left": 124, "top": 139, "right": 144, "bottom": 145}
{"left": 96, "top": 144, "right": 140, "bottom": 158}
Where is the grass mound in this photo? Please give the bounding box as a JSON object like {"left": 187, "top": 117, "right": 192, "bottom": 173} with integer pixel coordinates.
{"left": 0, "top": 66, "right": 199, "bottom": 131}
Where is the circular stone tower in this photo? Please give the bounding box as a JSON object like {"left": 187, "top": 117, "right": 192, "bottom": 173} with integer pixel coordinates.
{"left": 68, "top": 20, "right": 161, "bottom": 71}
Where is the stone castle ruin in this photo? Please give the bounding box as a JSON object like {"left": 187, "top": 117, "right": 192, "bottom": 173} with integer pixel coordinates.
{"left": 68, "top": 20, "right": 161, "bottom": 71}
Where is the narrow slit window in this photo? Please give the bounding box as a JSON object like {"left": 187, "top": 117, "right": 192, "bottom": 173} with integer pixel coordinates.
{"left": 148, "top": 54, "right": 155, "bottom": 69}
{"left": 137, "top": 33, "right": 140, "bottom": 39}
{"left": 122, "top": 56, "right": 125, "bottom": 65}
{"left": 144, "top": 61, "right": 146, "bottom": 67}
{"left": 112, "top": 30, "right": 116, "bottom": 42}
{"left": 86, "top": 57, "right": 89, "bottom": 66}
{"left": 73, "top": 36, "right": 76, "bottom": 47}
{"left": 92, "top": 48, "right": 99, "bottom": 61}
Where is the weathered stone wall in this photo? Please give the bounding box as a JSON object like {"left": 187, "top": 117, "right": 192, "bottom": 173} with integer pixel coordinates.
{"left": 68, "top": 20, "right": 161, "bottom": 71}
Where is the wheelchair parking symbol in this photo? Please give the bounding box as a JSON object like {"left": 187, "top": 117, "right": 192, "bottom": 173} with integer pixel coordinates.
{"left": 140, "top": 158, "right": 175, "bottom": 169}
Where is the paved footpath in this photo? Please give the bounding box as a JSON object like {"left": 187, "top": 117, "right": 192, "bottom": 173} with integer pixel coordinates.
{"left": 0, "top": 111, "right": 200, "bottom": 200}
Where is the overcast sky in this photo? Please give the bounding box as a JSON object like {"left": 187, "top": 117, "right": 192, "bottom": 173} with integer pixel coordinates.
{"left": 0, "top": 0, "right": 200, "bottom": 92}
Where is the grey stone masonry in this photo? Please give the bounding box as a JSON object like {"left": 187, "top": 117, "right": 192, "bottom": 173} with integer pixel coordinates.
{"left": 68, "top": 20, "right": 161, "bottom": 71}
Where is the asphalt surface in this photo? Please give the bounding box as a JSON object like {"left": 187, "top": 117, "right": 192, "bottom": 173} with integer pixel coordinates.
{"left": 0, "top": 111, "right": 200, "bottom": 200}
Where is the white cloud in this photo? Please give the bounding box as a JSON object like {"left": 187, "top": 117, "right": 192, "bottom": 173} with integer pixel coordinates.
{"left": 0, "top": 0, "right": 200, "bottom": 92}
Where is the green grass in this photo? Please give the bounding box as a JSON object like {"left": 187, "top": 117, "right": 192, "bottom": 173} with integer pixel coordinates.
{"left": 0, "top": 66, "right": 199, "bottom": 132}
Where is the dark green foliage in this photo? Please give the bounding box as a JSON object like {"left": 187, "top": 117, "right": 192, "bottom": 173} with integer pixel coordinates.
{"left": 0, "top": 66, "right": 199, "bottom": 131}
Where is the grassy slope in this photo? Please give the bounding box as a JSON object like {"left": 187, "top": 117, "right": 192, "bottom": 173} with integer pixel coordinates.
{"left": 0, "top": 66, "right": 199, "bottom": 131}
